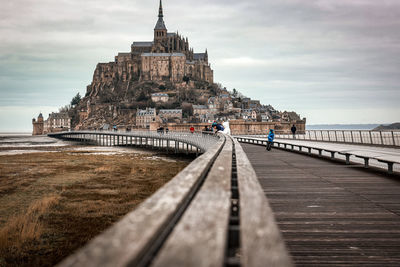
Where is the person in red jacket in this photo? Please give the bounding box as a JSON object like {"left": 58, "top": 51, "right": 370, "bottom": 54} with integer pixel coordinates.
{"left": 190, "top": 126, "right": 195, "bottom": 134}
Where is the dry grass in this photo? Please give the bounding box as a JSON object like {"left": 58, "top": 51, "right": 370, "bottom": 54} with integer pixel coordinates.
{"left": 0, "top": 195, "right": 60, "bottom": 251}
{"left": 0, "top": 151, "right": 189, "bottom": 267}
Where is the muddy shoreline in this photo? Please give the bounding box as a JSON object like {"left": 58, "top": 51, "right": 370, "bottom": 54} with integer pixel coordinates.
{"left": 0, "top": 136, "right": 191, "bottom": 266}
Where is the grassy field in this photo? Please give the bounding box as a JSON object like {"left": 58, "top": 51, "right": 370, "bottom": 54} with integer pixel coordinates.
{"left": 0, "top": 149, "right": 190, "bottom": 267}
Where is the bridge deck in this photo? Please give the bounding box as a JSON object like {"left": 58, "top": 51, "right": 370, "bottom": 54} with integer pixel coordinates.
{"left": 241, "top": 137, "right": 400, "bottom": 172}
{"left": 242, "top": 143, "right": 400, "bottom": 266}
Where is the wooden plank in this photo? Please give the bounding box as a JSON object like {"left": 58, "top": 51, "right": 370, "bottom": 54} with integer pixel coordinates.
{"left": 237, "top": 137, "right": 400, "bottom": 173}
{"left": 57, "top": 135, "right": 225, "bottom": 267}
{"left": 234, "top": 139, "right": 293, "bottom": 267}
{"left": 242, "top": 143, "right": 400, "bottom": 266}
{"left": 151, "top": 136, "right": 233, "bottom": 267}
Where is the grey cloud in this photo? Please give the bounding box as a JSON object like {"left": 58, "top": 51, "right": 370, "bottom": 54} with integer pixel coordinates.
{"left": 0, "top": 0, "right": 399, "bottom": 128}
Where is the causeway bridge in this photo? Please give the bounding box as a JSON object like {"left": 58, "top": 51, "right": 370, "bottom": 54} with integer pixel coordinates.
{"left": 48, "top": 131, "right": 400, "bottom": 267}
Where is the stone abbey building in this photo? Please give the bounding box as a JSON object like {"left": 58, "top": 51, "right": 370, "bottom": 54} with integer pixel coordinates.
{"left": 88, "top": 0, "right": 213, "bottom": 98}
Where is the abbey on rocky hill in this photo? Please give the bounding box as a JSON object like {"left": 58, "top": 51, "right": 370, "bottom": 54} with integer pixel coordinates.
{"left": 88, "top": 0, "right": 213, "bottom": 98}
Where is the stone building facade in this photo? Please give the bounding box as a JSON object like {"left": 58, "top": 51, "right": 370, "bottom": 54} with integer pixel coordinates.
{"left": 136, "top": 108, "right": 157, "bottom": 128}
{"left": 44, "top": 112, "right": 71, "bottom": 131}
{"left": 151, "top": 93, "right": 169, "bottom": 103}
{"left": 32, "top": 113, "right": 44, "bottom": 135}
{"left": 32, "top": 112, "right": 71, "bottom": 135}
{"left": 158, "top": 109, "right": 182, "bottom": 123}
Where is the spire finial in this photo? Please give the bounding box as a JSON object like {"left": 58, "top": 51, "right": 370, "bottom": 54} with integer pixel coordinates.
{"left": 159, "top": 0, "right": 163, "bottom": 18}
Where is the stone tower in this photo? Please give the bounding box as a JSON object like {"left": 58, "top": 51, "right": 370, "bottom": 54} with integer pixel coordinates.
{"left": 153, "top": 0, "right": 168, "bottom": 52}
{"left": 32, "top": 113, "right": 44, "bottom": 135}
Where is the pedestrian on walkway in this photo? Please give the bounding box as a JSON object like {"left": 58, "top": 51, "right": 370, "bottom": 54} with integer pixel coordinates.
{"left": 266, "top": 129, "right": 275, "bottom": 151}
{"left": 190, "top": 126, "right": 195, "bottom": 134}
{"left": 291, "top": 124, "right": 297, "bottom": 139}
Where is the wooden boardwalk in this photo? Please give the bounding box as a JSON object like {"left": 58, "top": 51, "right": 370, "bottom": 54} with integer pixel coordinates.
{"left": 242, "top": 143, "right": 400, "bottom": 266}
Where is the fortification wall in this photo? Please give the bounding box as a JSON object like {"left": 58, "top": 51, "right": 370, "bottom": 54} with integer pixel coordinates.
{"left": 149, "top": 120, "right": 306, "bottom": 134}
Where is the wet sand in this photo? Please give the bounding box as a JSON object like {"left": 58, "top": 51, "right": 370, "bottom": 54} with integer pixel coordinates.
{"left": 0, "top": 136, "right": 190, "bottom": 266}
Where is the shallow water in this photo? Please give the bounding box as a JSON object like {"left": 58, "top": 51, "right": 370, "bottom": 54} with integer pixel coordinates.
{"left": 0, "top": 135, "right": 172, "bottom": 158}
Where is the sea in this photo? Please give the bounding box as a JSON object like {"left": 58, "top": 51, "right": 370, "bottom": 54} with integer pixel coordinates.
{"left": 0, "top": 133, "right": 154, "bottom": 156}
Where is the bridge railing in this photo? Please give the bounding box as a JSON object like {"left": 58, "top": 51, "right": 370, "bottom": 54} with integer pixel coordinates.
{"left": 50, "top": 131, "right": 292, "bottom": 267}
{"left": 239, "top": 130, "right": 400, "bottom": 147}
{"left": 48, "top": 130, "right": 219, "bottom": 154}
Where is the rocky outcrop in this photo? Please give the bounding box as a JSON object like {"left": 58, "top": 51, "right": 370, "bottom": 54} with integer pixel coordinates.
{"left": 373, "top": 123, "right": 400, "bottom": 131}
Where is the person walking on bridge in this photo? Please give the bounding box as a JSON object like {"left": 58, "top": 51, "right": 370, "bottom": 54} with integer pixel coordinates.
{"left": 190, "top": 126, "right": 195, "bottom": 134}
{"left": 266, "top": 129, "right": 275, "bottom": 151}
{"left": 291, "top": 124, "right": 297, "bottom": 139}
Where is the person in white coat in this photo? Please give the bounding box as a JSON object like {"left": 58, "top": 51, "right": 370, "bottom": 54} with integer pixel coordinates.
{"left": 222, "top": 121, "right": 231, "bottom": 135}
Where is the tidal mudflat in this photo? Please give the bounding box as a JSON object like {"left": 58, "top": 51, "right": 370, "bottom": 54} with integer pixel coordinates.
{"left": 0, "top": 135, "right": 190, "bottom": 266}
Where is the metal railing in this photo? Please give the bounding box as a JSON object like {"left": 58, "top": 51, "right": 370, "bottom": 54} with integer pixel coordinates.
{"left": 242, "top": 130, "right": 400, "bottom": 147}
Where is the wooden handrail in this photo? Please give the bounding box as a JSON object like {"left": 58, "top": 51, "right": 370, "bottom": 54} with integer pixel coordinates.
{"left": 53, "top": 132, "right": 292, "bottom": 267}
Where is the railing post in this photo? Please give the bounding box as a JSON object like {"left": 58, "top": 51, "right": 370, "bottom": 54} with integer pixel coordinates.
{"left": 369, "top": 131, "right": 373, "bottom": 144}
{"left": 328, "top": 131, "right": 331, "bottom": 141}
{"left": 350, "top": 131, "right": 354, "bottom": 143}
{"left": 334, "top": 131, "right": 338, "bottom": 142}
{"left": 380, "top": 131, "right": 384, "bottom": 145}
{"left": 360, "top": 131, "right": 363, "bottom": 144}
{"left": 392, "top": 131, "right": 396, "bottom": 146}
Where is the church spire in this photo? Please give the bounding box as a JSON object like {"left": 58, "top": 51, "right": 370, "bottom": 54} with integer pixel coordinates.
{"left": 155, "top": 0, "right": 167, "bottom": 30}
{"left": 158, "top": 0, "right": 163, "bottom": 18}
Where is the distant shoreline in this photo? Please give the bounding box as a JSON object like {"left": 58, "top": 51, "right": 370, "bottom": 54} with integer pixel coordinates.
{"left": 306, "top": 124, "right": 389, "bottom": 130}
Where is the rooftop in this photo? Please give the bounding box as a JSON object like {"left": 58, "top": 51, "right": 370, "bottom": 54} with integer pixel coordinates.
{"left": 142, "top": 53, "right": 185, "bottom": 57}
{"left": 193, "top": 53, "right": 206, "bottom": 60}
{"left": 193, "top": 105, "right": 208, "bottom": 109}
{"left": 132, "top": 42, "right": 153, "bottom": 47}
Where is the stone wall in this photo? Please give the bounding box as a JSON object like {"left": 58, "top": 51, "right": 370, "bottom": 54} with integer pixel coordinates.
{"left": 32, "top": 121, "right": 44, "bottom": 135}
{"left": 149, "top": 119, "right": 306, "bottom": 134}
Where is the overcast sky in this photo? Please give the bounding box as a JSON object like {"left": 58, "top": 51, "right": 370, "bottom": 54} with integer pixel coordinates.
{"left": 1, "top": 0, "right": 399, "bottom": 131}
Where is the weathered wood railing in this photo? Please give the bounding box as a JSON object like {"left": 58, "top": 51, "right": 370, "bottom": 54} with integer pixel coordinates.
{"left": 49, "top": 131, "right": 292, "bottom": 267}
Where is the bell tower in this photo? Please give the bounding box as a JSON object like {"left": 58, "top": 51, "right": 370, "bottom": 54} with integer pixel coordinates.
{"left": 154, "top": 0, "right": 167, "bottom": 43}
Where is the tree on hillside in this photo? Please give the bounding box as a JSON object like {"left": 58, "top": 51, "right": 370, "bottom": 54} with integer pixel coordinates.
{"left": 136, "top": 91, "right": 147, "bottom": 102}
{"left": 232, "top": 88, "right": 238, "bottom": 98}
{"left": 183, "top": 76, "right": 190, "bottom": 84}
{"left": 71, "top": 93, "right": 81, "bottom": 106}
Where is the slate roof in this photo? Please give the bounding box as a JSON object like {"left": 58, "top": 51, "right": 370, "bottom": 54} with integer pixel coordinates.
{"left": 142, "top": 53, "right": 185, "bottom": 57}
{"left": 193, "top": 53, "right": 206, "bottom": 60}
{"left": 159, "top": 109, "right": 182, "bottom": 114}
{"left": 152, "top": 93, "right": 169, "bottom": 97}
{"left": 155, "top": 17, "right": 167, "bottom": 30}
{"left": 132, "top": 42, "right": 153, "bottom": 47}
{"left": 137, "top": 108, "right": 156, "bottom": 116}
{"left": 193, "top": 105, "right": 208, "bottom": 110}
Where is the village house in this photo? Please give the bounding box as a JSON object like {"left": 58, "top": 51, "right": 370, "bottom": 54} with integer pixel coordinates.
{"left": 223, "top": 101, "right": 234, "bottom": 113}
{"left": 261, "top": 113, "right": 270, "bottom": 122}
{"left": 136, "top": 108, "right": 157, "bottom": 128}
{"left": 44, "top": 112, "right": 71, "bottom": 132}
{"left": 151, "top": 93, "right": 169, "bottom": 103}
{"left": 192, "top": 105, "right": 209, "bottom": 116}
{"left": 158, "top": 109, "right": 182, "bottom": 123}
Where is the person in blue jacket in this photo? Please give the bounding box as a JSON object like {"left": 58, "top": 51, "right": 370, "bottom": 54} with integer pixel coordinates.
{"left": 266, "top": 129, "right": 275, "bottom": 151}
{"left": 212, "top": 122, "right": 224, "bottom": 133}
